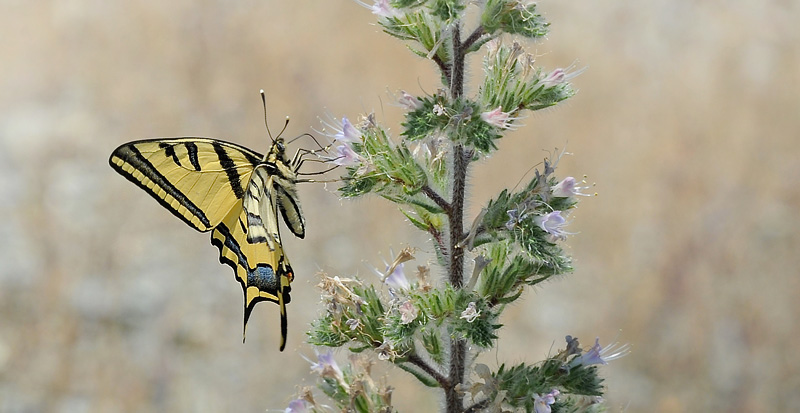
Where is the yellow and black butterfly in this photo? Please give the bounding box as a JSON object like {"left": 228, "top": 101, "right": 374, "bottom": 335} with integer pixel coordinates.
{"left": 109, "top": 95, "right": 315, "bottom": 351}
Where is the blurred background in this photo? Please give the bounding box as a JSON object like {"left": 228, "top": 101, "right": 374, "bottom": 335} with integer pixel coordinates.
{"left": 2, "top": 0, "right": 798, "bottom": 411}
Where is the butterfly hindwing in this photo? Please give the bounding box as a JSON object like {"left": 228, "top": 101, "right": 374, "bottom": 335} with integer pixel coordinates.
{"left": 277, "top": 183, "right": 305, "bottom": 239}
{"left": 243, "top": 165, "right": 282, "bottom": 250}
{"left": 211, "top": 201, "right": 293, "bottom": 351}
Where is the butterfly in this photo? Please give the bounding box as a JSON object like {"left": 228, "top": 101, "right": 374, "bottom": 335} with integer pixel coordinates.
{"left": 109, "top": 100, "right": 312, "bottom": 351}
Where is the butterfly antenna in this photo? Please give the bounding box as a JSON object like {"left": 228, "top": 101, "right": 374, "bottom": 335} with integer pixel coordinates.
{"left": 277, "top": 116, "right": 290, "bottom": 139}
{"left": 260, "top": 89, "right": 275, "bottom": 144}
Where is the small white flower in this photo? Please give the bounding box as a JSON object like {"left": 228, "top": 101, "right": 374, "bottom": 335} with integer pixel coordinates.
{"left": 460, "top": 302, "right": 480, "bottom": 323}
{"left": 376, "top": 341, "right": 394, "bottom": 360}
{"left": 533, "top": 211, "right": 572, "bottom": 242}
{"left": 433, "top": 103, "right": 446, "bottom": 116}
{"left": 480, "top": 106, "right": 515, "bottom": 129}
{"left": 551, "top": 176, "right": 589, "bottom": 198}
{"left": 398, "top": 300, "right": 418, "bottom": 324}
{"left": 398, "top": 90, "right": 423, "bottom": 110}
{"left": 332, "top": 142, "right": 362, "bottom": 166}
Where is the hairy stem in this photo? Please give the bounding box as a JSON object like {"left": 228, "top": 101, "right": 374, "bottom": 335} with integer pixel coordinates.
{"left": 446, "top": 337, "right": 467, "bottom": 413}
{"left": 422, "top": 184, "right": 452, "bottom": 213}
{"left": 445, "top": 21, "right": 469, "bottom": 413}
{"left": 406, "top": 353, "right": 449, "bottom": 388}
{"left": 451, "top": 24, "right": 464, "bottom": 101}
{"left": 448, "top": 146, "right": 467, "bottom": 287}
{"left": 461, "top": 26, "right": 485, "bottom": 52}
{"left": 432, "top": 54, "right": 452, "bottom": 86}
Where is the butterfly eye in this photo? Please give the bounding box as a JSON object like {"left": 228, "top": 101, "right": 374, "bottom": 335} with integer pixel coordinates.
{"left": 277, "top": 142, "right": 285, "bottom": 152}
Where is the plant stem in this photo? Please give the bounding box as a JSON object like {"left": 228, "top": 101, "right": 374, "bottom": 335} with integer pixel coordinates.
{"left": 448, "top": 146, "right": 467, "bottom": 288}
{"left": 407, "top": 353, "right": 449, "bottom": 388}
{"left": 462, "top": 26, "right": 485, "bottom": 52}
{"left": 450, "top": 24, "right": 464, "bottom": 101}
{"left": 445, "top": 21, "right": 469, "bottom": 413}
{"left": 422, "top": 185, "right": 452, "bottom": 213}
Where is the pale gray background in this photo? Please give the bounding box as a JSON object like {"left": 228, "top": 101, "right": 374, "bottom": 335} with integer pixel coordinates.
{"left": 2, "top": 1, "right": 798, "bottom": 411}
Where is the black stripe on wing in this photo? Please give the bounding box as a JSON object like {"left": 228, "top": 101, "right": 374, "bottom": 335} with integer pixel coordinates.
{"left": 211, "top": 221, "right": 292, "bottom": 350}
{"left": 185, "top": 142, "right": 202, "bottom": 171}
{"left": 110, "top": 144, "right": 212, "bottom": 231}
{"left": 110, "top": 138, "right": 265, "bottom": 232}
{"left": 214, "top": 142, "right": 246, "bottom": 199}
{"left": 276, "top": 186, "right": 305, "bottom": 239}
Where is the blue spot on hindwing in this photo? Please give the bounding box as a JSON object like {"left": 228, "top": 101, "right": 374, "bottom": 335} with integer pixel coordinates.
{"left": 248, "top": 264, "right": 278, "bottom": 293}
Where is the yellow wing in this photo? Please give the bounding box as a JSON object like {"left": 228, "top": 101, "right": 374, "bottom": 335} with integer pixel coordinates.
{"left": 211, "top": 196, "right": 294, "bottom": 351}
{"left": 243, "top": 165, "right": 282, "bottom": 250}
{"left": 109, "top": 138, "right": 262, "bottom": 231}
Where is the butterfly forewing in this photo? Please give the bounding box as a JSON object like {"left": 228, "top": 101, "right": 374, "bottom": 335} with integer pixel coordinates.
{"left": 109, "top": 138, "right": 262, "bottom": 231}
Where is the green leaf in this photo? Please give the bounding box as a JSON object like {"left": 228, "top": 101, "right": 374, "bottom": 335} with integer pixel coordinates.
{"left": 421, "top": 329, "right": 444, "bottom": 364}
{"left": 401, "top": 208, "right": 432, "bottom": 231}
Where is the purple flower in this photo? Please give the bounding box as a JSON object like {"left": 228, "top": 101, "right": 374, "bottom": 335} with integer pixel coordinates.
{"left": 384, "top": 263, "right": 410, "bottom": 291}
{"left": 370, "top": 0, "right": 400, "bottom": 17}
{"left": 332, "top": 142, "right": 362, "bottom": 166}
{"left": 505, "top": 208, "right": 528, "bottom": 230}
{"left": 335, "top": 116, "right": 362, "bottom": 143}
{"left": 533, "top": 211, "right": 571, "bottom": 242}
{"left": 284, "top": 398, "right": 309, "bottom": 413}
{"left": 309, "top": 350, "right": 343, "bottom": 381}
{"left": 551, "top": 176, "right": 589, "bottom": 198}
{"left": 376, "top": 341, "right": 394, "bottom": 361}
{"left": 398, "top": 90, "right": 423, "bottom": 110}
{"left": 533, "top": 389, "right": 560, "bottom": 413}
{"left": 570, "top": 337, "right": 631, "bottom": 368}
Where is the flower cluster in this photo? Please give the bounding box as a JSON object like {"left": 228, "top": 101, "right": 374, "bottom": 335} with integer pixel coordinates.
{"left": 286, "top": 351, "right": 395, "bottom": 413}
{"left": 309, "top": 249, "right": 499, "bottom": 363}
{"left": 464, "top": 336, "right": 626, "bottom": 412}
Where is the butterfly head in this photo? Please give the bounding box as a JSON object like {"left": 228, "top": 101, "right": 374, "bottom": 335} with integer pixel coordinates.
{"left": 264, "top": 137, "right": 287, "bottom": 165}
